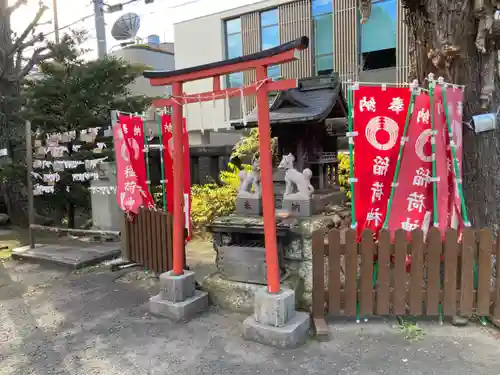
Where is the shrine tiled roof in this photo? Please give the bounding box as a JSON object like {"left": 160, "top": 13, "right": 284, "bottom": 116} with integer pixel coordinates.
{"left": 231, "top": 74, "right": 346, "bottom": 127}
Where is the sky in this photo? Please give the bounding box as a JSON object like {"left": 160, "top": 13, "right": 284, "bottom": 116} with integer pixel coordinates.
{"left": 10, "top": 0, "right": 262, "bottom": 60}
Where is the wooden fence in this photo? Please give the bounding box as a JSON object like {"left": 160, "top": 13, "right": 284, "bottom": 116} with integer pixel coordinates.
{"left": 312, "top": 227, "right": 500, "bottom": 334}
{"left": 125, "top": 207, "right": 173, "bottom": 274}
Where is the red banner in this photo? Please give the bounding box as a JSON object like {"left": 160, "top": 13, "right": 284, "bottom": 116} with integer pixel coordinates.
{"left": 161, "top": 114, "right": 192, "bottom": 240}
{"left": 386, "top": 93, "right": 433, "bottom": 237}
{"left": 118, "top": 114, "right": 155, "bottom": 210}
{"left": 353, "top": 86, "right": 412, "bottom": 235}
{"left": 433, "top": 86, "right": 451, "bottom": 236}
{"left": 113, "top": 122, "right": 143, "bottom": 215}
{"left": 445, "top": 87, "right": 464, "bottom": 230}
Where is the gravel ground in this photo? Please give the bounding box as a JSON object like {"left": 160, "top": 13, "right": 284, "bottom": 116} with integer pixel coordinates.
{"left": 1, "top": 259, "right": 500, "bottom": 375}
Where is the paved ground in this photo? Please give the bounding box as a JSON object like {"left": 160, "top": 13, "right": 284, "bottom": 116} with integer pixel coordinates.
{"left": 1, "top": 259, "right": 500, "bottom": 375}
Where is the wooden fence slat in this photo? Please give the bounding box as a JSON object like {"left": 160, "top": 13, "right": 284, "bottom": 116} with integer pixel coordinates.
{"left": 146, "top": 210, "right": 154, "bottom": 271}
{"left": 126, "top": 215, "right": 132, "bottom": 261}
{"left": 393, "top": 229, "right": 407, "bottom": 316}
{"left": 142, "top": 209, "right": 149, "bottom": 270}
{"left": 426, "top": 227, "right": 442, "bottom": 316}
{"left": 376, "top": 229, "right": 391, "bottom": 315}
{"left": 161, "top": 211, "right": 168, "bottom": 272}
{"left": 344, "top": 229, "right": 358, "bottom": 316}
{"left": 132, "top": 212, "right": 140, "bottom": 265}
{"left": 152, "top": 210, "right": 160, "bottom": 273}
{"left": 138, "top": 208, "right": 145, "bottom": 267}
{"left": 360, "top": 229, "right": 374, "bottom": 316}
{"left": 476, "top": 228, "right": 492, "bottom": 316}
{"left": 166, "top": 213, "right": 173, "bottom": 271}
{"left": 328, "top": 229, "right": 341, "bottom": 315}
{"left": 460, "top": 228, "right": 475, "bottom": 317}
{"left": 409, "top": 229, "right": 424, "bottom": 316}
{"left": 312, "top": 228, "right": 326, "bottom": 319}
{"left": 495, "top": 230, "right": 500, "bottom": 320}
{"left": 443, "top": 229, "right": 458, "bottom": 316}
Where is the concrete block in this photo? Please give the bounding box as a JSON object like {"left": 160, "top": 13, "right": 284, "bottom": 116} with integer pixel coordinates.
{"left": 254, "top": 288, "right": 296, "bottom": 327}
{"left": 243, "top": 311, "right": 311, "bottom": 349}
{"left": 283, "top": 198, "right": 312, "bottom": 217}
{"left": 159, "top": 270, "right": 195, "bottom": 302}
{"left": 235, "top": 197, "right": 262, "bottom": 216}
{"left": 149, "top": 290, "right": 209, "bottom": 322}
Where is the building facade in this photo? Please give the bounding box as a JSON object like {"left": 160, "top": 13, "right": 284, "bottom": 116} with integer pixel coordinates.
{"left": 174, "top": 0, "right": 410, "bottom": 143}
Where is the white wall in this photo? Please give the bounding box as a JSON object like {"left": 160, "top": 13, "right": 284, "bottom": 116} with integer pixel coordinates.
{"left": 111, "top": 46, "right": 175, "bottom": 98}
{"left": 173, "top": 0, "right": 295, "bottom": 135}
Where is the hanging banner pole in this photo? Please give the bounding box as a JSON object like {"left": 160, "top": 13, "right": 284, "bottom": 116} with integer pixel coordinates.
{"left": 428, "top": 75, "right": 439, "bottom": 227}
{"left": 440, "top": 82, "right": 471, "bottom": 226}
{"left": 347, "top": 84, "right": 356, "bottom": 229}
{"left": 383, "top": 82, "right": 418, "bottom": 229}
{"left": 156, "top": 114, "right": 167, "bottom": 211}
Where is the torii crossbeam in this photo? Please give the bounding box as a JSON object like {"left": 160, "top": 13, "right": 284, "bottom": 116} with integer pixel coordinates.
{"left": 143, "top": 36, "right": 309, "bottom": 294}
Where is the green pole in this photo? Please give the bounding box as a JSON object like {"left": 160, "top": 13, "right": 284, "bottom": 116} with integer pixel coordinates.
{"left": 142, "top": 117, "right": 152, "bottom": 198}
{"left": 428, "top": 77, "right": 439, "bottom": 227}
{"left": 440, "top": 84, "right": 471, "bottom": 226}
{"left": 383, "top": 88, "right": 417, "bottom": 229}
{"left": 347, "top": 84, "right": 356, "bottom": 229}
{"left": 157, "top": 114, "right": 167, "bottom": 211}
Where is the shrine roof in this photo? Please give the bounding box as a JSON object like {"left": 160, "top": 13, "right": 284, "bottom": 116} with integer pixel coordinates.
{"left": 231, "top": 74, "right": 346, "bottom": 127}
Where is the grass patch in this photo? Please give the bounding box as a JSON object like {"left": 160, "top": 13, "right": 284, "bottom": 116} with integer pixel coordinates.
{"left": 396, "top": 318, "right": 425, "bottom": 342}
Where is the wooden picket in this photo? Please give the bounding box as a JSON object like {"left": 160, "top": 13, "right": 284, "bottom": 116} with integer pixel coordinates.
{"left": 125, "top": 207, "right": 173, "bottom": 274}
{"left": 312, "top": 227, "right": 500, "bottom": 333}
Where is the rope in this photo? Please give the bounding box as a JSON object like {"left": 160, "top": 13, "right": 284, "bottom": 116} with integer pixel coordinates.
{"left": 383, "top": 81, "right": 418, "bottom": 229}
{"left": 347, "top": 84, "right": 357, "bottom": 229}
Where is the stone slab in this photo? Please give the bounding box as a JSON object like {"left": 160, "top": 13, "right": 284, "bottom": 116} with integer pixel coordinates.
{"left": 11, "top": 243, "right": 121, "bottom": 269}
{"left": 217, "top": 245, "right": 268, "bottom": 284}
{"left": 149, "top": 290, "right": 209, "bottom": 322}
{"left": 235, "top": 197, "right": 262, "bottom": 216}
{"left": 243, "top": 311, "right": 311, "bottom": 349}
{"left": 254, "top": 288, "right": 296, "bottom": 327}
{"left": 283, "top": 198, "right": 313, "bottom": 217}
{"left": 159, "top": 270, "right": 196, "bottom": 302}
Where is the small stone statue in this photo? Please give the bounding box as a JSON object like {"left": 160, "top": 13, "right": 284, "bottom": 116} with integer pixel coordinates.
{"left": 278, "top": 153, "right": 314, "bottom": 200}
{"left": 237, "top": 159, "right": 261, "bottom": 198}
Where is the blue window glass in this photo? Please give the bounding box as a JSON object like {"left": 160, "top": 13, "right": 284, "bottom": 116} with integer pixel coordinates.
{"left": 260, "top": 9, "right": 278, "bottom": 27}
{"left": 360, "top": 0, "right": 397, "bottom": 53}
{"left": 226, "top": 18, "right": 241, "bottom": 35}
{"left": 227, "top": 33, "right": 242, "bottom": 59}
{"left": 312, "top": 0, "right": 333, "bottom": 76}
{"left": 260, "top": 8, "right": 280, "bottom": 79}
{"left": 312, "top": 0, "right": 332, "bottom": 16}
{"left": 225, "top": 17, "right": 243, "bottom": 87}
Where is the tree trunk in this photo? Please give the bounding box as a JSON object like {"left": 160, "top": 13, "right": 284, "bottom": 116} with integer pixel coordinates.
{"left": 403, "top": 0, "right": 500, "bottom": 228}
{"left": 67, "top": 202, "right": 75, "bottom": 229}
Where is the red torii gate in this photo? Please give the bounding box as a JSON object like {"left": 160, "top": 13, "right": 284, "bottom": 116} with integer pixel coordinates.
{"left": 143, "top": 37, "right": 309, "bottom": 294}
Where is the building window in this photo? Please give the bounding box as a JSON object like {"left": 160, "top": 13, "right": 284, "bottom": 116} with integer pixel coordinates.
{"left": 225, "top": 17, "right": 243, "bottom": 87}
{"left": 360, "top": 0, "right": 397, "bottom": 70}
{"left": 312, "top": 0, "right": 333, "bottom": 76}
{"left": 260, "top": 8, "right": 280, "bottom": 80}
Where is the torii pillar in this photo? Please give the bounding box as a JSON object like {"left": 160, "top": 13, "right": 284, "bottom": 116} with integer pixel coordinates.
{"left": 144, "top": 37, "right": 311, "bottom": 347}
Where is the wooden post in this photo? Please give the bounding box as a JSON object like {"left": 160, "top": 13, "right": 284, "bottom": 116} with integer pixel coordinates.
{"left": 255, "top": 65, "right": 281, "bottom": 294}
{"left": 26, "top": 120, "right": 35, "bottom": 249}
{"left": 171, "top": 81, "right": 185, "bottom": 275}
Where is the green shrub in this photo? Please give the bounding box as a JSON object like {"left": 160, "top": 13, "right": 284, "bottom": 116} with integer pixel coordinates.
{"left": 337, "top": 152, "right": 352, "bottom": 199}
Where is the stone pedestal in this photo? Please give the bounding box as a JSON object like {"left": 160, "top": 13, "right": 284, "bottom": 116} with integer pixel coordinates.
{"left": 149, "top": 270, "right": 208, "bottom": 322}
{"left": 243, "top": 288, "right": 310, "bottom": 349}
{"left": 283, "top": 198, "right": 313, "bottom": 217}
{"left": 90, "top": 162, "right": 121, "bottom": 231}
{"left": 235, "top": 196, "right": 262, "bottom": 216}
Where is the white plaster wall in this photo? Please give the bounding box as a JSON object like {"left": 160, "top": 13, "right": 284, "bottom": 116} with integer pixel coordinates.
{"left": 173, "top": 0, "right": 296, "bottom": 135}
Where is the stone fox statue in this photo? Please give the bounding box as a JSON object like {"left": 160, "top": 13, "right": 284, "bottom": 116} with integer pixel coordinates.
{"left": 237, "top": 159, "right": 261, "bottom": 198}
{"left": 278, "top": 153, "right": 314, "bottom": 200}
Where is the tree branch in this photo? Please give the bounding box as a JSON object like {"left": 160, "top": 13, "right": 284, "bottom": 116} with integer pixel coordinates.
{"left": 18, "top": 47, "right": 54, "bottom": 79}
{"left": 10, "top": 4, "right": 48, "bottom": 56}
{"left": 7, "top": 0, "right": 28, "bottom": 16}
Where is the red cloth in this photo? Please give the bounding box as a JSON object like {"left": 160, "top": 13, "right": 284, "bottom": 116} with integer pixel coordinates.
{"left": 113, "top": 120, "right": 143, "bottom": 215}
{"left": 353, "top": 86, "right": 412, "bottom": 237}
{"left": 118, "top": 114, "right": 155, "bottom": 210}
